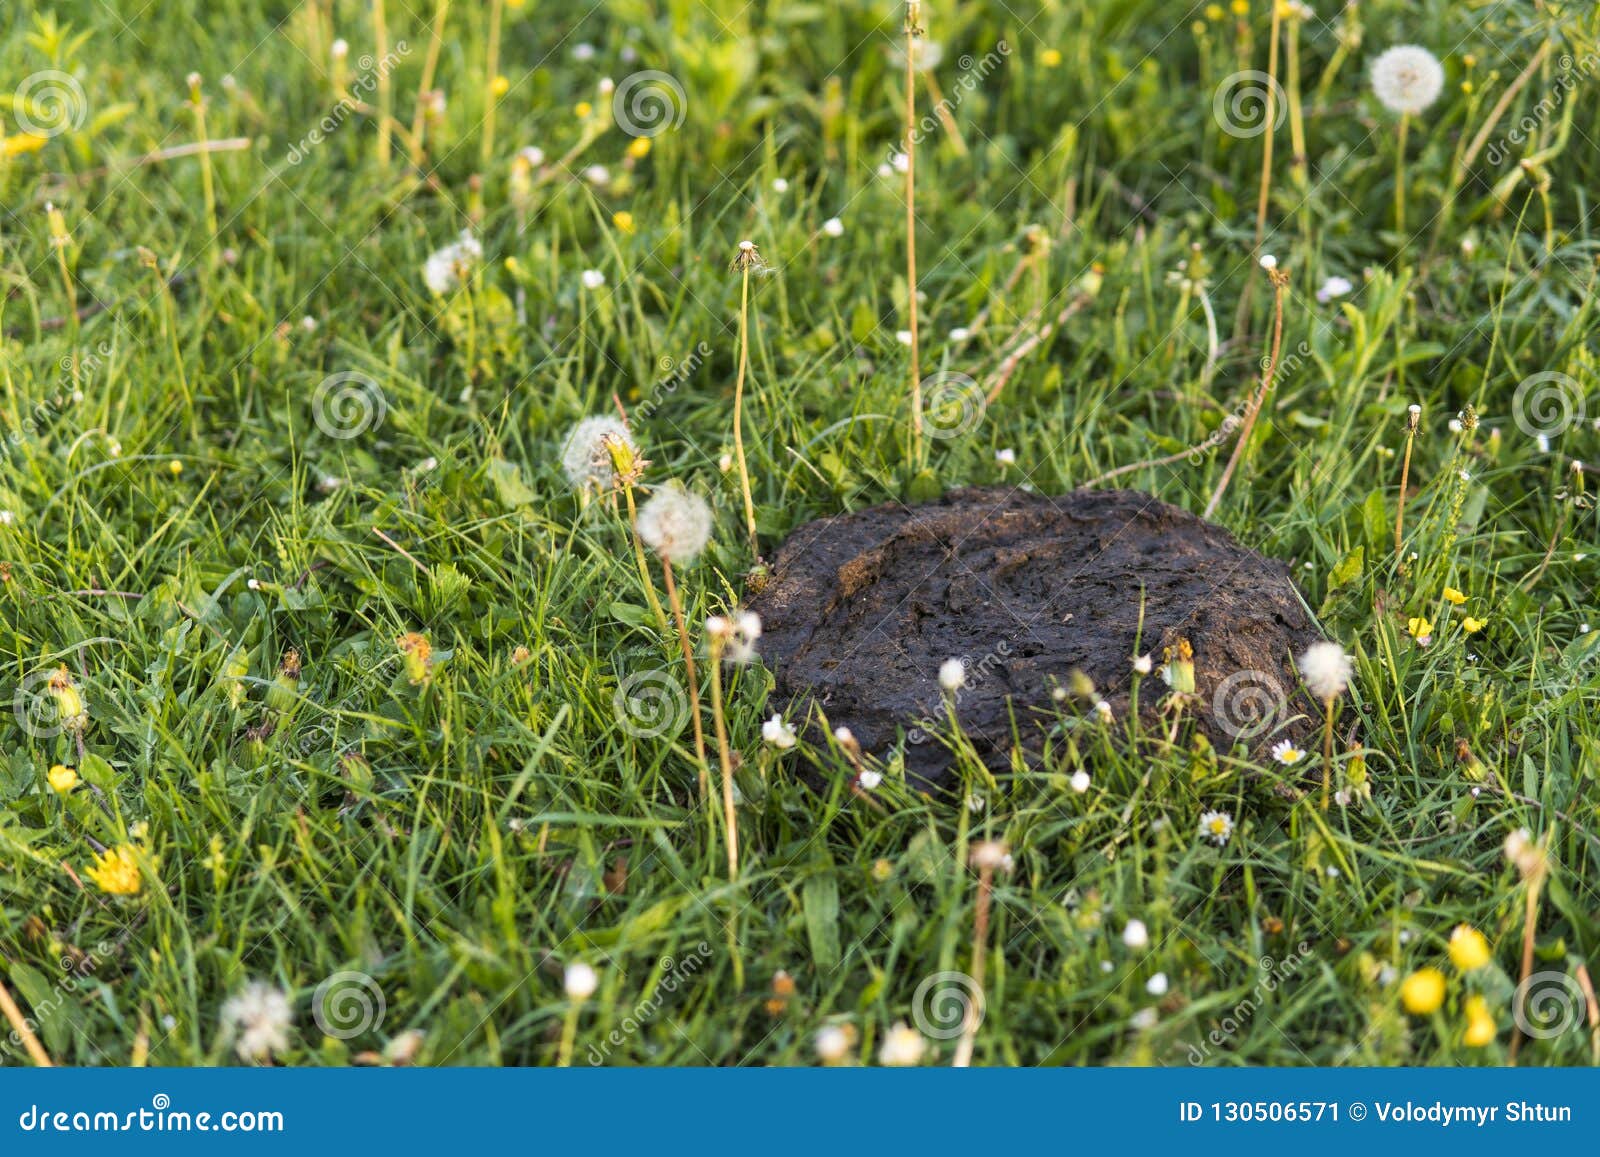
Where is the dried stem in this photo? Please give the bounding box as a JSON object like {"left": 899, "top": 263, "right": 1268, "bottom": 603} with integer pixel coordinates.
{"left": 1204, "top": 269, "right": 1287, "bottom": 519}
{"left": 658, "top": 557, "right": 708, "bottom": 799}
{"left": 1395, "top": 407, "right": 1419, "bottom": 563}
{"left": 0, "top": 976, "right": 53, "bottom": 1066}
{"left": 732, "top": 262, "right": 759, "bottom": 556}
{"left": 904, "top": 1, "right": 924, "bottom": 469}
{"left": 707, "top": 639, "right": 739, "bottom": 880}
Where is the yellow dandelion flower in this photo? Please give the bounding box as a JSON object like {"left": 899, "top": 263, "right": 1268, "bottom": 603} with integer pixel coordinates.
{"left": 575, "top": 100, "right": 593, "bottom": 119}
{"left": 1399, "top": 967, "right": 1446, "bottom": 1015}
{"left": 490, "top": 75, "right": 510, "bottom": 99}
{"left": 1462, "top": 994, "right": 1496, "bottom": 1047}
{"left": 1442, "top": 587, "right": 1467, "bottom": 605}
{"left": 1230, "top": 0, "right": 1249, "bottom": 14}
{"left": 168, "top": 459, "right": 184, "bottom": 475}
{"left": 1461, "top": 616, "right": 1485, "bottom": 634}
{"left": 1204, "top": 2, "right": 1224, "bottom": 18}
{"left": 48, "top": 764, "right": 80, "bottom": 794}
{"left": 612, "top": 210, "right": 635, "bottom": 234}
{"left": 1040, "top": 48, "right": 1062, "bottom": 68}
{"left": 85, "top": 844, "right": 144, "bottom": 896}
{"left": 625, "top": 137, "right": 652, "bottom": 159}
{"left": 1, "top": 132, "right": 49, "bottom": 158}
{"left": 1448, "top": 924, "right": 1491, "bottom": 972}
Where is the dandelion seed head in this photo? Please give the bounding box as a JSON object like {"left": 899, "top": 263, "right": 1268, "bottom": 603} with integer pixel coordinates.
{"left": 560, "top": 416, "right": 636, "bottom": 493}
{"left": 1371, "top": 45, "right": 1445, "bottom": 115}
{"left": 637, "top": 488, "right": 713, "bottom": 564}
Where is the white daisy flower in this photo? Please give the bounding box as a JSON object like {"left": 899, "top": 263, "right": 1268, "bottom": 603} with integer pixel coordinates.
{"left": 1198, "top": 809, "right": 1235, "bottom": 846}
{"left": 1271, "top": 740, "right": 1306, "bottom": 766}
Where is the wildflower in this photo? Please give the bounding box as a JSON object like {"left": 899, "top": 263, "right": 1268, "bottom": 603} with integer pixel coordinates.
{"left": 625, "top": 137, "right": 651, "bottom": 159}
{"left": 559, "top": 415, "right": 639, "bottom": 493}
{"left": 580, "top": 269, "right": 606, "bottom": 290}
{"left": 1271, "top": 740, "right": 1307, "bottom": 766}
{"left": 1130, "top": 1007, "right": 1159, "bottom": 1031}
{"left": 612, "top": 211, "right": 635, "bottom": 234}
{"left": 1146, "top": 972, "right": 1169, "bottom": 996}
{"left": 330, "top": 38, "right": 349, "bottom": 60}
{"left": 995, "top": 448, "right": 1016, "bottom": 466}
{"left": 1094, "top": 700, "right": 1113, "bottom": 723}
{"left": 1199, "top": 809, "right": 1234, "bottom": 846}
{"left": 949, "top": 326, "right": 971, "bottom": 342}
{"left": 168, "top": 458, "right": 184, "bottom": 475}
{"left": 220, "top": 981, "right": 292, "bottom": 1062}
{"left": 771, "top": 177, "right": 789, "bottom": 194}
{"left": 1161, "top": 639, "right": 1195, "bottom": 693}
{"left": 1259, "top": 253, "right": 1278, "bottom": 270}
{"left": 1504, "top": 828, "right": 1545, "bottom": 879}
{"left": 571, "top": 42, "right": 596, "bottom": 61}
{"left": 1298, "top": 641, "right": 1353, "bottom": 700}
{"left": 491, "top": 74, "right": 510, "bottom": 98}
{"left": 1040, "top": 48, "right": 1062, "bottom": 67}
{"left": 85, "top": 844, "right": 144, "bottom": 896}
{"left": 422, "top": 229, "right": 482, "bottom": 294}
{"left": 857, "top": 769, "right": 883, "bottom": 791}
{"left": 1122, "top": 919, "right": 1150, "bottom": 950}
{"left": 889, "top": 152, "right": 909, "bottom": 174}
{"left": 730, "top": 239, "right": 768, "bottom": 276}
{"left": 564, "top": 962, "right": 598, "bottom": 1000}
{"left": 878, "top": 1022, "right": 926, "bottom": 1066}
{"left": 815, "top": 1024, "right": 854, "bottom": 1063}
{"left": 1399, "top": 967, "right": 1446, "bottom": 1015}
{"left": 1316, "top": 275, "right": 1353, "bottom": 303}
{"left": 1407, "top": 616, "right": 1434, "bottom": 645}
{"left": 1448, "top": 925, "right": 1491, "bottom": 972}
{"left": 969, "top": 840, "right": 1010, "bottom": 871}
{"left": 762, "top": 714, "right": 797, "bottom": 750}
{"left": 1461, "top": 995, "right": 1496, "bottom": 1047}
{"left": 581, "top": 164, "right": 610, "bottom": 186}
{"left": 1442, "top": 586, "right": 1467, "bottom": 605}
{"left": 1461, "top": 616, "right": 1485, "bottom": 634}
{"left": 708, "top": 610, "right": 762, "bottom": 663}
{"left": 637, "top": 488, "right": 713, "bottom": 565}
{"left": 47, "top": 764, "right": 79, "bottom": 794}
{"left": 966, "top": 794, "right": 986, "bottom": 814}
{"left": 1371, "top": 45, "right": 1445, "bottom": 116}
{"left": 396, "top": 632, "right": 432, "bottom": 685}
{"left": 0, "top": 132, "right": 49, "bottom": 158}
{"left": 821, "top": 217, "right": 844, "bottom": 238}
{"left": 574, "top": 100, "right": 593, "bottom": 118}
{"left": 938, "top": 658, "right": 966, "bottom": 692}
{"left": 1069, "top": 770, "right": 1091, "bottom": 794}
{"left": 48, "top": 666, "right": 88, "bottom": 733}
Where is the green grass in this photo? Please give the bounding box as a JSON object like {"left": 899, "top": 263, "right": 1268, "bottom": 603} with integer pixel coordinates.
{"left": 2, "top": 0, "right": 1599, "bottom": 1067}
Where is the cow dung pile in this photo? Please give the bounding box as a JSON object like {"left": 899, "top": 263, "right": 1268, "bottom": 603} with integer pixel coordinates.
{"left": 749, "top": 487, "right": 1325, "bottom": 787}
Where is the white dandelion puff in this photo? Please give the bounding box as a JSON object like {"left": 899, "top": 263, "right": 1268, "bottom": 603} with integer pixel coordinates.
{"left": 560, "top": 415, "right": 636, "bottom": 493}
{"left": 1371, "top": 45, "right": 1445, "bottom": 115}
{"left": 1298, "top": 641, "right": 1353, "bottom": 700}
{"left": 220, "top": 981, "right": 292, "bottom": 1063}
{"left": 637, "top": 488, "right": 713, "bottom": 564}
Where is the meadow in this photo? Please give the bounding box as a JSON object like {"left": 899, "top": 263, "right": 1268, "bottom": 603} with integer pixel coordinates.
{"left": 1, "top": 0, "right": 1598, "bottom": 1067}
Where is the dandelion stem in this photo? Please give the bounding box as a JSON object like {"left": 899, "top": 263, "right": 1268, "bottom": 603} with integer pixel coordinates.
{"left": 1509, "top": 864, "right": 1544, "bottom": 1065}
{"left": 903, "top": 1, "right": 924, "bottom": 470}
{"left": 1395, "top": 409, "right": 1418, "bottom": 563}
{"left": 410, "top": 0, "right": 452, "bottom": 166}
{"left": 732, "top": 263, "right": 759, "bottom": 557}
{"left": 1320, "top": 697, "right": 1335, "bottom": 812}
{"left": 953, "top": 855, "right": 994, "bottom": 1068}
{"left": 1394, "top": 113, "right": 1409, "bottom": 238}
{"left": 556, "top": 1003, "right": 580, "bottom": 1067}
{"left": 707, "top": 638, "right": 739, "bottom": 880}
{"left": 0, "top": 976, "right": 52, "bottom": 1066}
{"left": 658, "top": 557, "right": 709, "bottom": 799}
{"left": 1236, "top": 0, "right": 1283, "bottom": 336}
{"left": 1205, "top": 269, "right": 1286, "bottom": 519}
{"left": 373, "top": 0, "right": 392, "bottom": 165}
{"left": 622, "top": 484, "right": 669, "bottom": 635}
{"left": 481, "top": 0, "right": 503, "bottom": 169}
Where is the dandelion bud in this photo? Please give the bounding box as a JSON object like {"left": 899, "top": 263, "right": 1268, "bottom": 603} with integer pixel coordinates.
{"left": 1406, "top": 403, "right": 1421, "bottom": 432}
{"left": 266, "top": 649, "right": 301, "bottom": 712}
{"left": 48, "top": 666, "right": 89, "bottom": 733}
{"left": 396, "top": 632, "right": 433, "bottom": 685}
{"left": 1161, "top": 639, "right": 1195, "bottom": 694}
